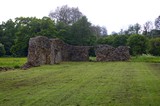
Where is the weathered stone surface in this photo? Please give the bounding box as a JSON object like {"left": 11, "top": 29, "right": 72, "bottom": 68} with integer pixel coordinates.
{"left": 50, "top": 39, "right": 65, "bottom": 64}
{"left": 22, "top": 36, "right": 130, "bottom": 69}
{"left": 22, "top": 36, "right": 90, "bottom": 69}
{"left": 70, "top": 46, "right": 90, "bottom": 61}
{"left": 28, "top": 36, "right": 51, "bottom": 65}
{"left": 95, "top": 45, "right": 130, "bottom": 61}
{"left": 22, "top": 36, "right": 51, "bottom": 69}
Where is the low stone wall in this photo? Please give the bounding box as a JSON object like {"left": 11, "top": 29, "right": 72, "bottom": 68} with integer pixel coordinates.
{"left": 95, "top": 45, "right": 130, "bottom": 61}
{"left": 61, "top": 45, "right": 90, "bottom": 61}
{"left": 69, "top": 46, "right": 90, "bottom": 61}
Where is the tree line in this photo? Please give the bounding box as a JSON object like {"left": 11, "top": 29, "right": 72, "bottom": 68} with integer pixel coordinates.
{"left": 0, "top": 5, "right": 160, "bottom": 57}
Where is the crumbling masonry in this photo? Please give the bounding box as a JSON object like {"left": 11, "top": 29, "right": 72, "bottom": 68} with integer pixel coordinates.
{"left": 95, "top": 45, "right": 130, "bottom": 61}
{"left": 22, "top": 36, "right": 130, "bottom": 69}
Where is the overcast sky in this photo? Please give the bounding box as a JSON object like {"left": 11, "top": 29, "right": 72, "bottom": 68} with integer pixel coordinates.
{"left": 0, "top": 0, "right": 160, "bottom": 33}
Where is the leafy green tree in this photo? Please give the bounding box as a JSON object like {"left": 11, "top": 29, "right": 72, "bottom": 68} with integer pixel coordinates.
{"left": 112, "top": 35, "right": 128, "bottom": 47}
{"left": 127, "top": 34, "right": 149, "bottom": 55}
{"left": 69, "top": 16, "right": 96, "bottom": 46}
{"left": 97, "top": 35, "right": 115, "bottom": 46}
{"left": 11, "top": 17, "right": 36, "bottom": 56}
{"left": 36, "top": 17, "right": 57, "bottom": 37}
{"left": 0, "top": 19, "right": 17, "bottom": 55}
{"left": 0, "top": 43, "right": 6, "bottom": 56}
{"left": 11, "top": 17, "right": 57, "bottom": 56}
{"left": 96, "top": 37, "right": 106, "bottom": 44}
{"left": 97, "top": 35, "right": 128, "bottom": 47}
{"left": 55, "top": 21, "right": 71, "bottom": 43}
{"left": 149, "top": 38, "right": 160, "bottom": 56}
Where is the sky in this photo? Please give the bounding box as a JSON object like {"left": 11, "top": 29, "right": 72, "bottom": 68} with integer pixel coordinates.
{"left": 0, "top": 0, "right": 160, "bottom": 34}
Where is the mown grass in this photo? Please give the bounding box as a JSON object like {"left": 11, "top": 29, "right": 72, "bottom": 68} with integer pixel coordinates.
{"left": 0, "top": 59, "right": 160, "bottom": 106}
{"left": 131, "top": 54, "right": 160, "bottom": 63}
{"left": 0, "top": 57, "right": 26, "bottom": 68}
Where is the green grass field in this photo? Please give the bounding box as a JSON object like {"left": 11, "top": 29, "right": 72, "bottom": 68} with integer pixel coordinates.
{"left": 0, "top": 57, "right": 160, "bottom": 106}
{"left": 0, "top": 57, "right": 26, "bottom": 68}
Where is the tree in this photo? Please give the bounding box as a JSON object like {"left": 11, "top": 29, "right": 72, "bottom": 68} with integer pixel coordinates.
{"left": 0, "top": 43, "right": 6, "bottom": 56}
{"left": 112, "top": 35, "right": 128, "bottom": 47}
{"left": 134, "top": 23, "right": 141, "bottom": 34}
{"left": 149, "top": 38, "right": 160, "bottom": 56}
{"left": 101, "top": 26, "right": 108, "bottom": 36}
{"left": 91, "top": 25, "right": 107, "bottom": 37}
{"left": 127, "top": 23, "right": 141, "bottom": 35}
{"left": 55, "top": 21, "right": 71, "bottom": 43}
{"left": 11, "top": 17, "right": 57, "bottom": 56}
{"left": 91, "top": 25, "right": 102, "bottom": 37}
{"left": 111, "top": 31, "right": 118, "bottom": 35}
{"left": 143, "top": 21, "right": 153, "bottom": 36}
{"left": 128, "top": 25, "right": 135, "bottom": 35}
{"left": 150, "top": 29, "right": 160, "bottom": 37}
{"left": 0, "top": 19, "right": 17, "bottom": 55}
{"left": 127, "top": 34, "right": 149, "bottom": 55}
{"left": 155, "top": 15, "right": 160, "bottom": 30}
{"left": 97, "top": 35, "right": 115, "bottom": 46}
{"left": 49, "top": 5, "right": 83, "bottom": 25}
{"left": 69, "top": 16, "right": 95, "bottom": 45}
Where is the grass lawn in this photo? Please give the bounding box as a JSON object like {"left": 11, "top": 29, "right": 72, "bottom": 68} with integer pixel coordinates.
{"left": 131, "top": 54, "right": 160, "bottom": 63}
{"left": 0, "top": 58, "right": 160, "bottom": 106}
{"left": 0, "top": 57, "right": 26, "bottom": 68}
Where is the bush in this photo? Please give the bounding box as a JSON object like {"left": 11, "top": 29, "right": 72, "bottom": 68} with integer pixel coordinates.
{"left": 149, "top": 38, "right": 160, "bottom": 56}
{"left": 97, "top": 35, "right": 115, "bottom": 46}
{"left": 127, "top": 34, "right": 149, "bottom": 56}
{"left": 112, "top": 35, "right": 128, "bottom": 47}
{"left": 0, "top": 43, "right": 6, "bottom": 56}
{"left": 14, "top": 65, "right": 20, "bottom": 69}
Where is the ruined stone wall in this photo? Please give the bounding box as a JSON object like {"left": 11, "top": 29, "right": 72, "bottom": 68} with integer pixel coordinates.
{"left": 22, "top": 36, "right": 130, "bottom": 69}
{"left": 26, "top": 36, "right": 51, "bottom": 67}
{"left": 22, "top": 36, "right": 90, "bottom": 69}
{"left": 95, "top": 45, "right": 130, "bottom": 61}
{"left": 50, "top": 39, "right": 65, "bottom": 64}
{"left": 61, "top": 45, "right": 90, "bottom": 61}
{"left": 69, "top": 46, "right": 90, "bottom": 61}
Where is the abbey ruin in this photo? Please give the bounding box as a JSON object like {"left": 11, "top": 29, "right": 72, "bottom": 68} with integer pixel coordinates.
{"left": 22, "top": 36, "right": 130, "bottom": 69}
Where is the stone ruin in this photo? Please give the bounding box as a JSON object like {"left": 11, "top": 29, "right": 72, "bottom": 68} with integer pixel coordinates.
{"left": 22, "top": 36, "right": 130, "bottom": 69}
{"left": 95, "top": 45, "right": 130, "bottom": 61}
{"left": 22, "top": 36, "right": 90, "bottom": 69}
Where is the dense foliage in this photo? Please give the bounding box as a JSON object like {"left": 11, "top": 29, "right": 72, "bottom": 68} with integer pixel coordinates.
{"left": 0, "top": 43, "right": 5, "bottom": 56}
{"left": 149, "top": 38, "right": 160, "bottom": 56}
{"left": 127, "top": 35, "right": 148, "bottom": 55}
{"left": 0, "top": 5, "right": 160, "bottom": 57}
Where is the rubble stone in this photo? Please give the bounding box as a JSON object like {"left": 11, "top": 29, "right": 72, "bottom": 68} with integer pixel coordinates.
{"left": 22, "top": 36, "right": 90, "bottom": 69}
{"left": 95, "top": 45, "right": 130, "bottom": 61}
{"left": 22, "top": 36, "right": 130, "bottom": 69}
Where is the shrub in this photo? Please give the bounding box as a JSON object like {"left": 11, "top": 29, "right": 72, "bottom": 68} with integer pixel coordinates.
{"left": 112, "top": 35, "right": 128, "bottom": 47}
{"left": 127, "top": 34, "right": 149, "bottom": 56}
{"left": 149, "top": 38, "right": 160, "bottom": 56}
{"left": 14, "top": 65, "right": 20, "bottom": 69}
